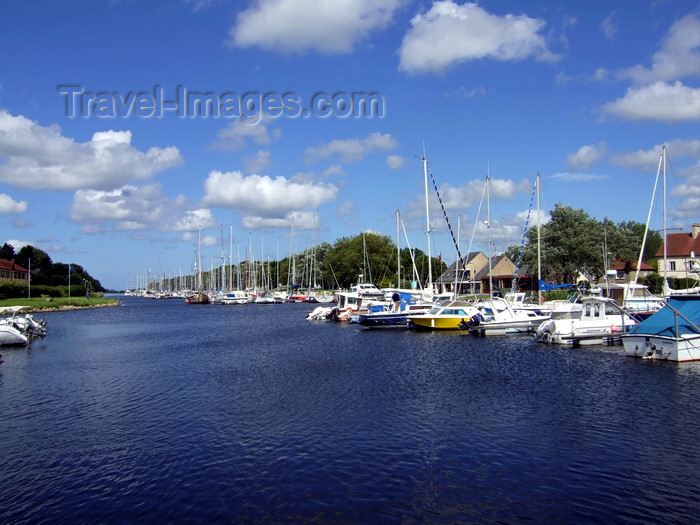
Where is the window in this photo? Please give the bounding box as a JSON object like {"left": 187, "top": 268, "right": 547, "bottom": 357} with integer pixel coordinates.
{"left": 670, "top": 261, "right": 676, "bottom": 271}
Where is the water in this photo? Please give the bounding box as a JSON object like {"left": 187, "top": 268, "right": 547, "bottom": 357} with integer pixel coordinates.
{"left": 1, "top": 296, "right": 700, "bottom": 523}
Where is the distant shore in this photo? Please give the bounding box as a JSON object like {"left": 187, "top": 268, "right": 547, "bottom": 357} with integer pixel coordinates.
{"left": 0, "top": 297, "right": 121, "bottom": 314}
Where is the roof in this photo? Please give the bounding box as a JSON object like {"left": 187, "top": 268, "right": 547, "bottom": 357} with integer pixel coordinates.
{"left": 0, "top": 259, "right": 29, "bottom": 273}
{"left": 657, "top": 231, "right": 700, "bottom": 258}
{"left": 609, "top": 260, "right": 655, "bottom": 271}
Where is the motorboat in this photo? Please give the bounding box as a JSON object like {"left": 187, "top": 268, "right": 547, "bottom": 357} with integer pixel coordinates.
{"left": 407, "top": 299, "right": 481, "bottom": 330}
{"left": 0, "top": 306, "right": 47, "bottom": 345}
{"left": 468, "top": 297, "right": 551, "bottom": 336}
{"left": 0, "top": 322, "right": 28, "bottom": 345}
{"left": 357, "top": 292, "right": 432, "bottom": 329}
{"left": 185, "top": 291, "right": 210, "bottom": 304}
{"left": 622, "top": 294, "right": 700, "bottom": 362}
{"left": 534, "top": 296, "right": 637, "bottom": 345}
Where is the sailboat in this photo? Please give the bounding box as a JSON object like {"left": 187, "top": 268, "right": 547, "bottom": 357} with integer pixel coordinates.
{"left": 622, "top": 294, "right": 700, "bottom": 361}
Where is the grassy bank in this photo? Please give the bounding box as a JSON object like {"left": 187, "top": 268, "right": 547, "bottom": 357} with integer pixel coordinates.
{"left": 0, "top": 296, "right": 120, "bottom": 312}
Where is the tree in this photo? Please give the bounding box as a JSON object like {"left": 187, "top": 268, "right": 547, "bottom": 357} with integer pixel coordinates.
{"left": 0, "top": 243, "right": 16, "bottom": 261}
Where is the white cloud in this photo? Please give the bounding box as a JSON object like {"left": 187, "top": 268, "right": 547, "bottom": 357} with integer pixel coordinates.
{"left": 210, "top": 119, "right": 281, "bottom": 151}
{"left": 618, "top": 13, "right": 700, "bottom": 84}
{"left": 386, "top": 155, "right": 405, "bottom": 169}
{"left": 670, "top": 169, "right": 700, "bottom": 220}
{"left": 399, "top": 1, "right": 560, "bottom": 74}
{"left": 600, "top": 81, "right": 700, "bottom": 122}
{"left": 203, "top": 170, "right": 338, "bottom": 217}
{"left": 600, "top": 12, "right": 616, "bottom": 40}
{"left": 566, "top": 141, "right": 607, "bottom": 171}
{"left": 244, "top": 150, "right": 272, "bottom": 173}
{"left": 70, "top": 184, "right": 215, "bottom": 234}
{"left": 242, "top": 209, "right": 319, "bottom": 231}
{"left": 551, "top": 172, "right": 607, "bottom": 182}
{"left": 0, "top": 193, "right": 27, "bottom": 214}
{"left": 229, "top": 0, "right": 404, "bottom": 53}
{"left": 0, "top": 111, "right": 182, "bottom": 190}
{"left": 305, "top": 132, "right": 398, "bottom": 163}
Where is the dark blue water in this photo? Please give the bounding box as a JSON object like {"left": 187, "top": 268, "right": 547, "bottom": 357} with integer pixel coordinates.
{"left": 2, "top": 296, "right": 700, "bottom": 524}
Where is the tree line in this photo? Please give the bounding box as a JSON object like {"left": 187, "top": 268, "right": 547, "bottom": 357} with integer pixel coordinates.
{"left": 0, "top": 243, "right": 105, "bottom": 298}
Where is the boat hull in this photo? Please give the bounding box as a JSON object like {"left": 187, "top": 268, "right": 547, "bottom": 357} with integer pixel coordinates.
{"left": 408, "top": 316, "right": 470, "bottom": 330}
{"left": 622, "top": 334, "right": 700, "bottom": 362}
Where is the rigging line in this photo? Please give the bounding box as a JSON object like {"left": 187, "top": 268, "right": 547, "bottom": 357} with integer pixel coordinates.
{"left": 512, "top": 176, "right": 538, "bottom": 290}
{"left": 427, "top": 165, "right": 463, "bottom": 263}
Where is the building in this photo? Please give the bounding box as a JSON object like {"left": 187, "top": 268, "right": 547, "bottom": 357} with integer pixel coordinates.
{"left": 656, "top": 223, "right": 700, "bottom": 279}
{"left": 476, "top": 254, "right": 517, "bottom": 295}
{"left": 0, "top": 259, "right": 30, "bottom": 283}
{"left": 435, "top": 251, "right": 489, "bottom": 295}
{"left": 598, "top": 260, "right": 656, "bottom": 285}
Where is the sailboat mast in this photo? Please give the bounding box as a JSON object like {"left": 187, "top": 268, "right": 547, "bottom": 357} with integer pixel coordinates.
{"left": 423, "top": 154, "right": 433, "bottom": 293}
{"left": 663, "top": 144, "right": 668, "bottom": 288}
{"left": 634, "top": 147, "right": 664, "bottom": 287}
{"left": 536, "top": 173, "right": 541, "bottom": 286}
{"left": 396, "top": 209, "right": 401, "bottom": 288}
{"left": 486, "top": 171, "right": 493, "bottom": 298}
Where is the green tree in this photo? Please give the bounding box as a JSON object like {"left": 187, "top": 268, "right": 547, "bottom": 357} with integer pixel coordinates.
{"left": 0, "top": 242, "right": 16, "bottom": 261}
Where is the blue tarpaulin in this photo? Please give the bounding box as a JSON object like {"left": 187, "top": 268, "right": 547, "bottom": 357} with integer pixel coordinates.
{"left": 538, "top": 279, "right": 574, "bottom": 291}
{"left": 629, "top": 296, "right": 700, "bottom": 337}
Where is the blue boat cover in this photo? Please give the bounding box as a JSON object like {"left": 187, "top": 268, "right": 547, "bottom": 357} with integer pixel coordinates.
{"left": 629, "top": 296, "right": 700, "bottom": 337}
{"left": 538, "top": 279, "right": 573, "bottom": 291}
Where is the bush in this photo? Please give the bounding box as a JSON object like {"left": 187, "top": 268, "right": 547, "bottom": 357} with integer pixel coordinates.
{"left": 0, "top": 280, "right": 28, "bottom": 298}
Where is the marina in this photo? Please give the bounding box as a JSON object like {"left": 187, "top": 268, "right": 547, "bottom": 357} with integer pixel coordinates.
{"left": 2, "top": 295, "right": 700, "bottom": 523}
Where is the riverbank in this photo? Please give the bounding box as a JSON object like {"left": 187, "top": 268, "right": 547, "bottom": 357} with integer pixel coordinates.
{"left": 0, "top": 297, "right": 120, "bottom": 313}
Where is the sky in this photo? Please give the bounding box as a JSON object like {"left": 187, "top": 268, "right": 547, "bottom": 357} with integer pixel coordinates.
{"left": 1, "top": 0, "right": 699, "bottom": 290}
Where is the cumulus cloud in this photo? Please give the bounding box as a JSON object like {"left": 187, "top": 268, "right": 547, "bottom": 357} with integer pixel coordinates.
{"left": 210, "top": 119, "right": 281, "bottom": 151}
{"left": 566, "top": 142, "right": 608, "bottom": 171}
{"left": 0, "top": 193, "right": 27, "bottom": 214}
{"left": 618, "top": 13, "right": 700, "bottom": 84}
{"left": 305, "top": 132, "right": 398, "bottom": 163}
{"left": 551, "top": 172, "right": 607, "bottom": 182}
{"left": 386, "top": 155, "right": 405, "bottom": 169}
{"left": 0, "top": 111, "right": 182, "bottom": 190}
{"left": 203, "top": 170, "right": 338, "bottom": 217}
{"left": 600, "top": 81, "right": 700, "bottom": 122}
{"left": 600, "top": 12, "right": 616, "bottom": 39}
{"left": 70, "top": 184, "right": 215, "bottom": 234}
{"left": 244, "top": 150, "right": 272, "bottom": 173}
{"left": 399, "top": 1, "right": 560, "bottom": 74}
{"left": 229, "top": 0, "right": 404, "bottom": 53}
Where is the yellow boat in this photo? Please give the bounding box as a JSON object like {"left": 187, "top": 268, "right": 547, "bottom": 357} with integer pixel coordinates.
{"left": 408, "top": 300, "right": 481, "bottom": 330}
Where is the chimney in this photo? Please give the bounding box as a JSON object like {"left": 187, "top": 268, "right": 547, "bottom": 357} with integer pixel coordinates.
{"left": 693, "top": 223, "right": 700, "bottom": 239}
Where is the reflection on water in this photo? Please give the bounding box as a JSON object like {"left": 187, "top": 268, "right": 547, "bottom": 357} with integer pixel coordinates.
{"left": 1, "top": 296, "right": 699, "bottom": 523}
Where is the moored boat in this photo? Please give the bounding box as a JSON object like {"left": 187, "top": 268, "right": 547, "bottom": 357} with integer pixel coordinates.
{"left": 407, "top": 300, "right": 481, "bottom": 330}
{"left": 534, "top": 296, "right": 637, "bottom": 346}
{"left": 622, "top": 295, "right": 700, "bottom": 362}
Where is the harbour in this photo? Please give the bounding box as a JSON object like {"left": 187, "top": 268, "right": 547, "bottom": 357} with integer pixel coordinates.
{"left": 2, "top": 295, "right": 700, "bottom": 523}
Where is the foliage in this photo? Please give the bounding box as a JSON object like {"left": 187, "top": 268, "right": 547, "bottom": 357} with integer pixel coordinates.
{"left": 0, "top": 243, "right": 105, "bottom": 296}
{"left": 508, "top": 205, "right": 664, "bottom": 285}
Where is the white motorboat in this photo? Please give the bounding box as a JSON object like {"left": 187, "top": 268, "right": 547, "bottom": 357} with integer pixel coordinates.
{"left": 407, "top": 299, "right": 481, "bottom": 330}
{"left": 0, "top": 322, "right": 28, "bottom": 345}
{"left": 534, "top": 296, "right": 637, "bottom": 346}
{"left": 0, "top": 306, "right": 47, "bottom": 345}
{"left": 622, "top": 295, "right": 700, "bottom": 362}
{"left": 468, "top": 297, "right": 551, "bottom": 336}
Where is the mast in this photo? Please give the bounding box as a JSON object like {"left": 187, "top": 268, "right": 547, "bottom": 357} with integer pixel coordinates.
{"left": 536, "top": 172, "right": 542, "bottom": 300}
{"left": 396, "top": 209, "right": 401, "bottom": 289}
{"left": 633, "top": 145, "right": 665, "bottom": 288}
{"left": 487, "top": 173, "right": 493, "bottom": 298}
{"left": 423, "top": 153, "right": 433, "bottom": 293}
{"left": 663, "top": 144, "right": 668, "bottom": 291}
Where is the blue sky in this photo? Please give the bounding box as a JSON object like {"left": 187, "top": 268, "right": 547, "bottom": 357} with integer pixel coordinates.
{"left": 1, "top": 1, "right": 699, "bottom": 290}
